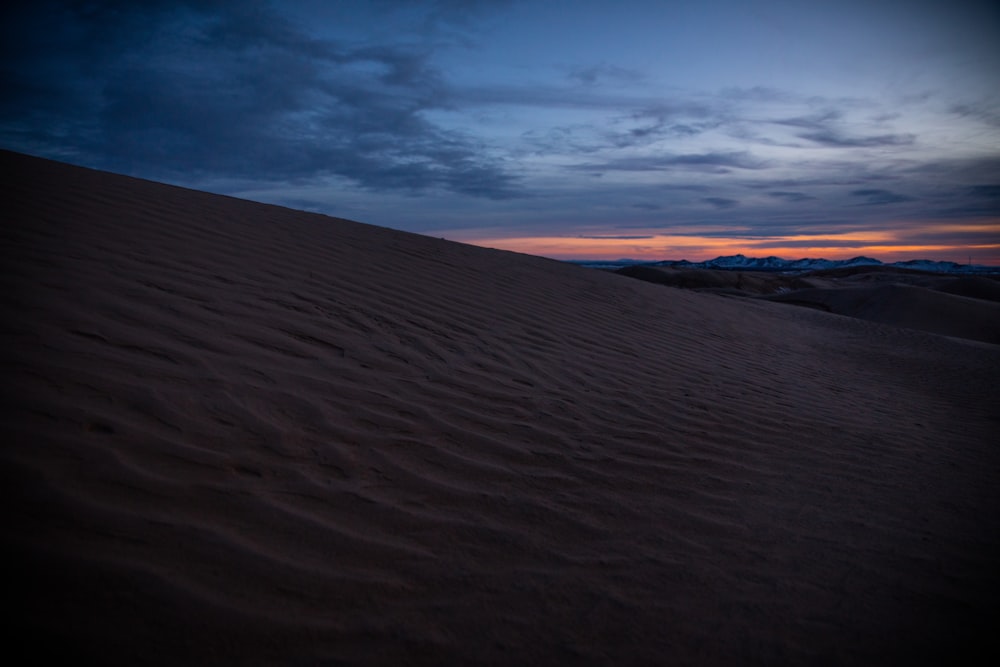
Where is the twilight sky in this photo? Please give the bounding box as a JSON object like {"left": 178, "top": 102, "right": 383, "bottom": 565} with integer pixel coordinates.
{"left": 3, "top": 0, "right": 999, "bottom": 262}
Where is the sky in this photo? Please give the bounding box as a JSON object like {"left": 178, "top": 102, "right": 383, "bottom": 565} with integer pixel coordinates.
{"left": 2, "top": 0, "right": 999, "bottom": 263}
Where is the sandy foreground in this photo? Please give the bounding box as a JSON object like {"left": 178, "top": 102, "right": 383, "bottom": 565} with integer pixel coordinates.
{"left": 2, "top": 149, "right": 999, "bottom": 665}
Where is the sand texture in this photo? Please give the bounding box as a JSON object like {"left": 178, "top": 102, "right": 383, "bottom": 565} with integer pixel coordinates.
{"left": 3, "top": 150, "right": 999, "bottom": 665}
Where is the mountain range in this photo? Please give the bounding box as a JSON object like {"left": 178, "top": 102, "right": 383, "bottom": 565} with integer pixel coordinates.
{"left": 577, "top": 254, "right": 998, "bottom": 274}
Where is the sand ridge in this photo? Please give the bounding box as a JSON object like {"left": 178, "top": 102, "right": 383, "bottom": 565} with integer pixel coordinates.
{"left": 3, "top": 150, "right": 999, "bottom": 665}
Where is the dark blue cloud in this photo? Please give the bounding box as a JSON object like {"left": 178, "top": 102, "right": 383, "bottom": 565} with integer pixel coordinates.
{"left": 773, "top": 109, "right": 915, "bottom": 148}
{"left": 903, "top": 229, "right": 1000, "bottom": 245}
{"left": 800, "top": 131, "right": 915, "bottom": 148}
{"left": 950, "top": 101, "right": 1000, "bottom": 128}
{"left": 921, "top": 182, "right": 1000, "bottom": 216}
{"left": 702, "top": 197, "right": 738, "bottom": 209}
{"left": 967, "top": 184, "right": 1000, "bottom": 199}
{"left": 569, "top": 151, "right": 767, "bottom": 173}
{"left": 766, "top": 191, "right": 816, "bottom": 202}
{"left": 774, "top": 109, "right": 844, "bottom": 130}
{"left": 850, "top": 189, "right": 915, "bottom": 205}
{"left": 0, "top": 0, "right": 521, "bottom": 199}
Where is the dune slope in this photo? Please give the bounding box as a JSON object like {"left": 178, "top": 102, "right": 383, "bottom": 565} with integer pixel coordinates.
{"left": 3, "top": 150, "right": 999, "bottom": 665}
{"left": 766, "top": 283, "right": 1000, "bottom": 344}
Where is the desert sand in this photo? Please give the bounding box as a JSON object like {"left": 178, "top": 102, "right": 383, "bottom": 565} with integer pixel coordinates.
{"left": 616, "top": 264, "right": 1000, "bottom": 345}
{"left": 3, "top": 149, "right": 999, "bottom": 665}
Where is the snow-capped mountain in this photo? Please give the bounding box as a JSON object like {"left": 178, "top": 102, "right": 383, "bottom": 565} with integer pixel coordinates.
{"left": 642, "top": 254, "right": 996, "bottom": 274}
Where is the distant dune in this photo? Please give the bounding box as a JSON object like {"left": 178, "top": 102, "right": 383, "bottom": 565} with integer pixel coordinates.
{"left": 929, "top": 276, "right": 1000, "bottom": 303}
{"left": 618, "top": 263, "right": 1000, "bottom": 344}
{"left": 3, "top": 150, "right": 999, "bottom": 666}
{"left": 765, "top": 284, "right": 1000, "bottom": 345}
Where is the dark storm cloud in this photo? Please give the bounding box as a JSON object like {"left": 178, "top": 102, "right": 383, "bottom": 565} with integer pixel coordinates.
{"left": 850, "top": 189, "right": 915, "bottom": 205}
{"left": 0, "top": 0, "right": 520, "bottom": 198}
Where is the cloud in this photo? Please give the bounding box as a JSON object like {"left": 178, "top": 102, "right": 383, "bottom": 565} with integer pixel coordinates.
{"left": 578, "top": 235, "right": 655, "bottom": 240}
{"left": 749, "top": 238, "right": 876, "bottom": 249}
{"left": 901, "top": 228, "right": 1000, "bottom": 245}
{"left": 904, "top": 156, "right": 1000, "bottom": 182}
{"left": 1, "top": 0, "right": 997, "bottom": 259}
{"left": 766, "top": 191, "right": 816, "bottom": 202}
{"left": 772, "top": 108, "right": 915, "bottom": 148}
{"left": 601, "top": 103, "right": 724, "bottom": 148}
{"left": 774, "top": 109, "right": 845, "bottom": 130}
{"left": 950, "top": 101, "right": 1000, "bottom": 128}
{"left": 849, "top": 189, "right": 915, "bottom": 205}
{"left": 568, "top": 63, "right": 642, "bottom": 86}
{"left": 0, "top": 0, "right": 521, "bottom": 199}
{"left": 492, "top": 96, "right": 725, "bottom": 154}
{"left": 569, "top": 151, "right": 767, "bottom": 173}
{"left": 928, "top": 184, "right": 1000, "bottom": 216}
{"left": 519, "top": 124, "right": 606, "bottom": 157}
{"left": 363, "top": 0, "right": 516, "bottom": 46}
{"left": 799, "top": 131, "right": 915, "bottom": 148}
{"left": 967, "top": 184, "right": 1000, "bottom": 199}
{"left": 718, "top": 86, "right": 798, "bottom": 103}
{"left": 702, "top": 197, "right": 738, "bottom": 209}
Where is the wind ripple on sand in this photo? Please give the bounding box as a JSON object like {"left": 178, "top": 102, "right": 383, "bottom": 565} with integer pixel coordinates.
{"left": 3, "top": 150, "right": 999, "bottom": 665}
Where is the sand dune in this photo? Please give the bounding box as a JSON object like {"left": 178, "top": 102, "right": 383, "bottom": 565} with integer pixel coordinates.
{"left": 618, "top": 264, "right": 1000, "bottom": 344}
{"left": 928, "top": 276, "right": 1000, "bottom": 303}
{"left": 3, "top": 149, "right": 999, "bottom": 665}
{"left": 616, "top": 264, "right": 825, "bottom": 295}
{"left": 765, "top": 284, "right": 1000, "bottom": 345}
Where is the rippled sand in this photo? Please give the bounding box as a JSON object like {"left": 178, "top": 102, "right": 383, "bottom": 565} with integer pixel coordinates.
{"left": 4, "top": 150, "right": 999, "bottom": 665}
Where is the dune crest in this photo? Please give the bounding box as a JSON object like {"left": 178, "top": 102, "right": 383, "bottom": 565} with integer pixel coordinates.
{"left": 3, "top": 150, "right": 999, "bottom": 665}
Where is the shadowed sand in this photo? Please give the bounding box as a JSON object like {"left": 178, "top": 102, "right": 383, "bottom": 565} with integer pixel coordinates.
{"left": 618, "top": 264, "right": 1000, "bottom": 345}
{"left": 765, "top": 284, "right": 1000, "bottom": 345}
{"left": 3, "top": 150, "right": 999, "bottom": 665}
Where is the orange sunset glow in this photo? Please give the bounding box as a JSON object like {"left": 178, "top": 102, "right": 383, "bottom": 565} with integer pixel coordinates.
{"left": 456, "top": 219, "right": 1000, "bottom": 265}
